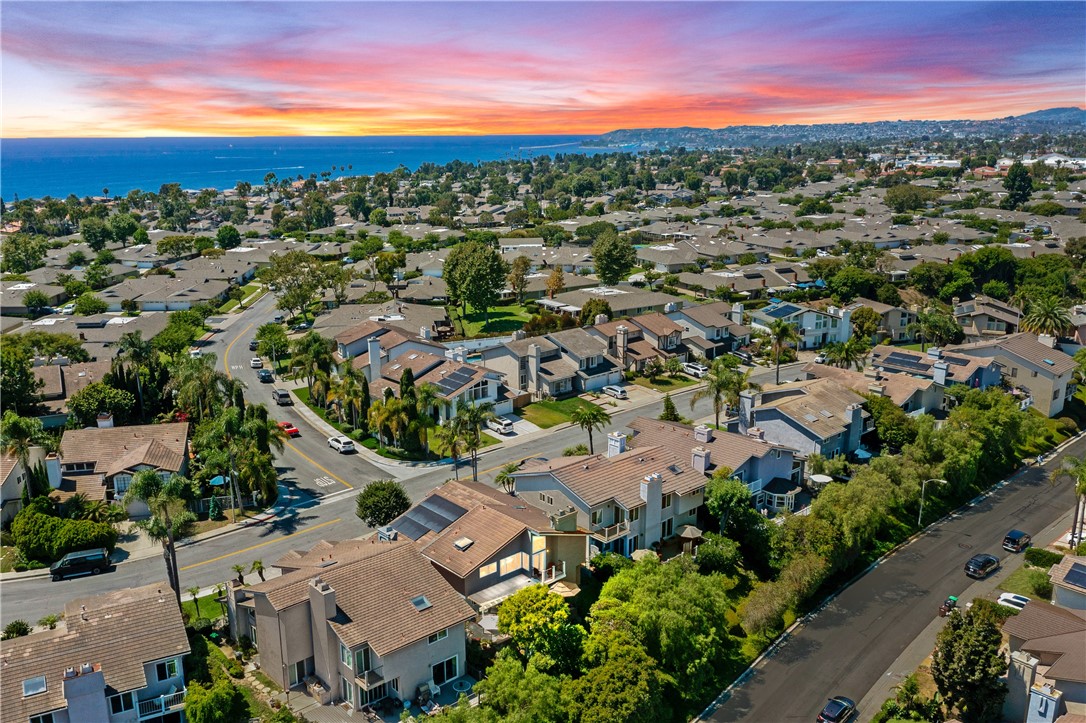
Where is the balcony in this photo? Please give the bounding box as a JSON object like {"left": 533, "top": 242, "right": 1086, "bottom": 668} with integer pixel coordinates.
{"left": 590, "top": 520, "right": 628, "bottom": 543}
{"left": 138, "top": 689, "right": 186, "bottom": 719}
{"left": 533, "top": 560, "right": 567, "bottom": 585}
{"left": 355, "top": 666, "right": 385, "bottom": 691}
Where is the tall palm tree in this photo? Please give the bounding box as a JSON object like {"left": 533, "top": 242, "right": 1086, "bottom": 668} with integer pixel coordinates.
{"left": 167, "top": 355, "right": 229, "bottom": 422}
{"left": 835, "top": 336, "right": 871, "bottom": 371}
{"left": 188, "top": 586, "right": 202, "bottom": 618}
{"left": 767, "top": 319, "right": 801, "bottom": 385}
{"left": 569, "top": 404, "right": 612, "bottom": 455}
{"left": 453, "top": 401, "right": 497, "bottom": 480}
{"left": 1021, "top": 297, "right": 1072, "bottom": 337}
{"left": 115, "top": 331, "right": 154, "bottom": 419}
{"left": 495, "top": 462, "right": 519, "bottom": 494}
{"left": 123, "top": 470, "right": 198, "bottom": 609}
{"left": 291, "top": 332, "right": 334, "bottom": 397}
{"left": 691, "top": 359, "right": 757, "bottom": 428}
{"left": 368, "top": 397, "right": 409, "bottom": 449}
{"left": 1061, "top": 456, "right": 1086, "bottom": 548}
{"left": 721, "top": 365, "right": 761, "bottom": 421}
{"left": 433, "top": 422, "right": 465, "bottom": 480}
{"left": 413, "top": 383, "right": 448, "bottom": 456}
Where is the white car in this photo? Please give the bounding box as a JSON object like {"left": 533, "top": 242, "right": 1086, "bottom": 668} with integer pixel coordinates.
{"left": 602, "top": 385, "right": 628, "bottom": 400}
{"left": 814, "top": 352, "right": 827, "bottom": 364}
{"left": 188, "top": 348, "right": 202, "bottom": 358}
{"left": 250, "top": 357, "right": 263, "bottom": 369}
{"left": 682, "top": 362, "right": 709, "bottom": 378}
{"left": 328, "top": 436, "right": 355, "bottom": 453}
{"left": 997, "top": 592, "right": 1030, "bottom": 611}
{"left": 60, "top": 304, "right": 75, "bottom": 315}
{"left": 486, "top": 417, "right": 515, "bottom": 435}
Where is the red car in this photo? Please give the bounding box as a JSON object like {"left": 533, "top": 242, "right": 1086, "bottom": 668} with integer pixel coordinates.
{"left": 278, "top": 421, "right": 300, "bottom": 437}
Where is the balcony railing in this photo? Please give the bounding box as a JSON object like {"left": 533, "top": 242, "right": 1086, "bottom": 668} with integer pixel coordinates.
{"left": 138, "top": 689, "right": 186, "bottom": 719}
{"left": 533, "top": 560, "right": 567, "bottom": 584}
{"left": 590, "top": 520, "right": 628, "bottom": 542}
{"left": 355, "top": 666, "right": 385, "bottom": 690}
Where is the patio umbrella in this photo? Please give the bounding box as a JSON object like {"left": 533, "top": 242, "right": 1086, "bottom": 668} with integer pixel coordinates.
{"left": 677, "top": 524, "right": 703, "bottom": 540}
{"left": 631, "top": 549, "right": 657, "bottom": 562}
{"left": 550, "top": 581, "right": 580, "bottom": 598}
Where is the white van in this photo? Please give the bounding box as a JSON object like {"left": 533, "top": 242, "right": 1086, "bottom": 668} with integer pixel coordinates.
{"left": 486, "top": 417, "right": 515, "bottom": 435}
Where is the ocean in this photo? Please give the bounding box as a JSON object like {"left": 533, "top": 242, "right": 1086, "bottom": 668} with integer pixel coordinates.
{"left": 0, "top": 135, "right": 604, "bottom": 201}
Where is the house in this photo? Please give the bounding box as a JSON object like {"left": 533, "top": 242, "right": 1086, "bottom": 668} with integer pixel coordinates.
{"left": 636, "top": 243, "right": 701, "bottom": 273}
{"left": 802, "top": 363, "right": 945, "bottom": 416}
{"left": 315, "top": 301, "right": 453, "bottom": 342}
{"left": 868, "top": 346, "right": 1002, "bottom": 391}
{"left": 0, "top": 581, "right": 190, "bottom": 723}
{"left": 843, "top": 297, "right": 916, "bottom": 342}
{"left": 947, "top": 333, "right": 1077, "bottom": 417}
{"left": 1, "top": 448, "right": 60, "bottom": 525}
{"left": 952, "top": 294, "right": 1021, "bottom": 338}
{"left": 587, "top": 313, "right": 687, "bottom": 372}
{"left": 479, "top": 336, "right": 579, "bottom": 399}
{"left": 1002, "top": 602, "right": 1086, "bottom": 722}
{"left": 389, "top": 480, "right": 590, "bottom": 611}
{"left": 667, "top": 301, "right": 751, "bottom": 360}
{"left": 56, "top": 419, "right": 189, "bottom": 517}
{"left": 226, "top": 537, "right": 475, "bottom": 712}
{"left": 97, "top": 276, "right": 230, "bottom": 312}
{"left": 32, "top": 360, "right": 115, "bottom": 428}
{"left": 748, "top": 300, "right": 852, "bottom": 350}
{"left": 371, "top": 350, "right": 512, "bottom": 421}
{"left": 513, "top": 271, "right": 596, "bottom": 301}
{"left": 333, "top": 320, "right": 446, "bottom": 377}
{"left": 538, "top": 288, "right": 679, "bottom": 318}
{"left": 736, "top": 378, "right": 869, "bottom": 457}
{"left": 0, "top": 280, "right": 68, "bottom": 316}
{"left": 1049, "top": 556, "right": 1086, "bottom": 611}
{"left": 13, "top": 312, "right": 173, "bottom": 362}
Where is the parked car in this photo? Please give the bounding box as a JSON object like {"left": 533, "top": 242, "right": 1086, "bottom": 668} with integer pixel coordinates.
{"left": 997, "top": 592, "right": 1030, "bottom": 611}
{"left": 328, "top": 435, "right": 355, "bottom": 453}
{"left": 1003, "top": 529, "right": 1032, "bottom": 553}
{"left": 278, "top": 421, "right": 300, "bottom": 437}
{"left": 257, "top": 369, "right": 274, "bottom": 383}
{"left": 816, "top": 696, "right": 856, "bottom": 723}
{"left": 486, "top": 417, "right": 515, "bottom": 435}
{"left": 814, "top": 352, "right": 827, "bottom": 364}
{"left": 60, "top": 303, "right": 75, "bottom": 315}
{"left": 272, "top": 389, "right": 293, "bottom": 406}
{"left": 964, "top": 553, "right": 1000, "bottom": 579}
{"left": 602, "top": 385, "right": 628, "bottom": 400}
{"left": 50, "top": 548, "right": 112, "bottom": 581}
{"left": 249, "top": 340, "right": 259, "bottom": 351}
{"left": 291, "top": 321, "right": 312, "bottom": 332}
{"left": 188, "top": 348, "right": 202, "bottom": 358}
{"left": 273, "top": 314, "right": 285, "bottom": 323}
{"left": 682, "top": 362, "right": 709, "bottom": 378}
{"left": 250, "top": 357, "right": 263, "bottom": 368}
{"left": 730, "top": 350, "right": 753, "bottom": 364}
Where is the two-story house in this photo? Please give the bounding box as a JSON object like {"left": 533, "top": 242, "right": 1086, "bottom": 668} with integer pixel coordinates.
{"left": 480, "top": 329, "right": 623, "bottom": 399}
{"left": 666, "top": 301, "right": 751, "bottom": 361}
{"left": 868, "top": 346, "right": 1003, "bottom": 392}
{"left": 952, "top": 294, "right": 1021, "bottom": 339}
{"left": 586, "top": 313, "right": 686, "bottom": 372}
{"left": 332, "top": 320, "right": 446, "bottom": 381}
{"left": 947, "top": 333, "right": 1077, "bottom": 417}
{"left": 736, "top": 378, "right": 869, "bottom": 458}
{"left": 390, "top": 481, "right": 590, "bottom": 612}
{"left": 536, "top": 328, "right": 623, "bottom": 394}
{"left": 748, "top": 301, "right": 852, "bottom": 350}
{"left": 371, "top": 351, "right": 512, "bottom": 421}
{"left": 0, "top": 581, "right": 190, "bottom": 723}
{"left": 1001, "top": 596, "right": 1086, "bottom": 722}
{"left": 843, "top": 297, "right": 916, "bottom": 342}
{"left": 227, "top": 538, "right": 475, "bottom": 712}
{"left": 57, "top": 419, "right": 189, "bottom": 517}
{"left": 803, "top": 363, "right": 945, "bottom": 417}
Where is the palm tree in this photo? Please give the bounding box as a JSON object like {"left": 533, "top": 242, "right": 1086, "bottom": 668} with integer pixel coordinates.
{"left": 570, "top": 404, "right": 612, "bottom": 455}
{"left": 767, "top": 318, "right": 801, "bottom": 385}
{"left": 167, "top": 355, "right": 229, "bottom": 422}
{"left": 413, "top": 383, "right": 448, "bottom": 456}
{"left": 495, "top": 463, "right": 519, "bottom": 494}
{"left": 835, "top": 336, "right": 871, "bottom": 371}
{"left": 433, "top": 422, "right": 465, "bottom": 480}
{"left": 232, "top": 564, "right": 246, "bottom": 585}
{"left": 453, "top": 402, "right": 497, "bottom": 481}
{"left": 188, "top": 586, "right": 202, "bottom": 618}
{"left": 691, "top": 359, "right": 758, "bottom": 429}
{"left": 1061, "top": 456, "right": 1086, "bottom": 548}
{"left": 291, "top": 332, "right": 334, "bottom": 397}
{"left": 123, "top": 470, "right": 198, "bottom": 608}
{"left": 1022, "top": 297, "right": 1072, "bottom": 337}
{"left": 721, "top": 365, "right": 761, "bottom": 421}
{"left": 116, "top": 331, "right": 154, "bottom": 419}
{"left": 250, "top": 559, "right": 266, "bottom": 582}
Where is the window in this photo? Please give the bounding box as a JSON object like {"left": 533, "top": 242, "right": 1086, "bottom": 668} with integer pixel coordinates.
{"left": 30, "top": 715, "right": 55, "bottom": 723}
{"left": 661, "top": 493, "right": 672, "bottom": 509}
{"left": 499, "top": 553, "right": 526, "bottom": 576}
{"left": 479, "top": 562, "right": 497, "bottom": 578}
{"left": 410, "top": 595, "right": 432, "bottom": 611}
{"left": 661, "top": 518, "right": 673, "bottom": 538}
{"left": 110, "top": 692, "right": 135, "bottom": 714}
{"left": 467, "top": 380, "right": 489, "bottom": 402}
{"left": 340, "top": 643, "right": 353, "bottom": 669}
{"left": 629, "top": 507, "right": 640, "bottom": 522}
{"left": 1010, "top": 367, "right": 1018, "bottom": 378}
{"left": 341, "top": 676, "right": 354, "bottom": 704}
{"left": 590, "top": 509, "right": 603, "bottom": 526}
{"left": 1031, "top": 370, "right": 1038, "bottom": 378}
{"left": 113, "top": 474, "right": 132, "bottom": 494}
{"left": 428, "top": 628, "right": 448, "bottom": 645}
{"left": 355, "top": 647, "right": 371, "bottom": 673}
{"left": 1053, "top": 389, "right": 1060, "bottom": 400}
{"left": 432, "top": 656, "right": 458, "bottom": 686}
{"left": 538, "top": 492, "right": 553, "bottom": 506}
{"left": 155, "top": 659, "right": 178, "bottom": 681}
{"left": 22, "top": 676, "right": 47, "bottom": 697}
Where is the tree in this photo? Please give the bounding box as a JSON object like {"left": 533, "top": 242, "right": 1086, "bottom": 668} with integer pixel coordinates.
{"left": 108, "top": 213, "right": 139, "bottom": 246}
{"left": 1002, "top": 161, "right": 1033, "bottom": 210}
{"left": 72, "top": 292, "right": 107, "bottom": 316}
{"left": 579, "top": 298, "right": 613, "bottom": 326}
{"left": 495, "top": 462, "right": 519, "bottom": 494}
{"left": 864, "top": 393, "right": 918, "bottom": 450}
{"left": 184, "top": 680, "right": 248, "bottom": 723}
{"left": 66, "top": 381, "right": 136, "bottom": 428}
{"left": 508, "top": 255, "right": 532, "bottom": 304}
{"left": 452, "top": 401, "right": 497, "bottom": 480}
{"left": 498, "top": 584, "right": 585, "bottom": 675}
{"left": 79, "top": 217, "right": 111, "bottom": 252}
{"left": 254, "top": 323, "right": 289, "bottom": 370}
{"left": 545, "top": 268, "right": 565, "bottom": 299}
{"left": 445, "top": 241, "right": 508, "bottom": 330}
{"left": 232, "top": 563, "right": 246, "bottom": 584}
{"left": 567, "top": 629, "right": 673, "bottom": 723}
{"left": 931, "top": 605, "right": 1007, "bottom": 722}
{"left": 767, "top": 318, "right": 801, "bottom": 385}
{"left": 659, "top": 393, "right": 680, "bottom": 422}
{"left": 570, "top": 404, "right": 612, "bottom": 455}
{"left": 1021, "top": 296, "right": 1071, "bottom": 337}
{"left": 123, "top": 470, "right": 198, "bottom": 609}
{"left": 0, "top": 411, "right": 50, "bottom": 472}
{"left": 691, "top": 359, "right": 757, "bottom": 428}
{"left": 1060, "top": 455, "right": 1086, "bottom": 550}
{"left": 828, "top": 267, "right": 880, "bottom": 303}
{"left": 157, "top": 235, "right": 195, "bottom": 259}
{"left": 250, "top": 559, "right": 266, "bottom": 582}
{"left": 907, "top": 308, "right": 962, "bottom": 351}
{"left": 261, "top": 250, "right": 323, "bottom": 321}
{"left": 21, "top": 290, "right": 50, "bottom": 317}
{"left": 592, "top": 229, "right": 636, "bottom": 285}
{"left": 472, "top": 650, "right": 565, "bottom": 723}
{"left": 433, "top": 421, "right": 465, "bottom": 480}
{"left": 0, "top": 345, "right": 44, "bottom": 415}
{"left": 850, "top": 306, "right": 881, "bottom": 341}
{"left": 215, "top": 224, "right": 241, "bottom": 250}
{"left": 1, "top": 620, "right": 31, "bottom": 640}
{"left": 354, "top": 479, "right": 411, "bottom": 528}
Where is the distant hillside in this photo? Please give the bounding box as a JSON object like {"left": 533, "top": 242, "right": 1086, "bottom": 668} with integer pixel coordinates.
{"left": 585, "top": 108, "right": 1086, "bottom": 149}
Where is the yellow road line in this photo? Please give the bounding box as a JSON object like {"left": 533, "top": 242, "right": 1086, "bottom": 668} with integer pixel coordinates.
{"left": 180, "top": 518, "right": 342, "bottom": 571}
{"left": 286, "top": 440, "right": 353, "bottom": 489}
{"left": 477, "top": 455, "right": 533, "bottom": 477}
{"left": 223, "top": 321, "right": 255, "bottom": 380}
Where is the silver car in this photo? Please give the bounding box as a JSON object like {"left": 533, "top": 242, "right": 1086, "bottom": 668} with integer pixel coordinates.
{"left": 602, "top": 385, "right": 628, "bottom": 399}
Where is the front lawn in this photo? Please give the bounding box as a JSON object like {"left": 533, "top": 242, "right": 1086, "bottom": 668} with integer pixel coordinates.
{"left": 183, "top": 591, "right": 228, "bottom": 622}
{"left": 0, "top": 533, "right": 19, "bottom": 573}
{"left": 1000, "top": 565, "right": 1054, "bottom": 600}
{"left": 631, "top": 374, "right": 699, "bottom": 392}
{"left": 520, "top": 397, "right": 599, "bottom": 429}
{"left": 449, "top": 302, "right": 532, "bottom": 336}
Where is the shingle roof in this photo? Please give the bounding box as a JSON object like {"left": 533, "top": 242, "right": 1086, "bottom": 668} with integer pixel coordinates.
{"left": 539, "top": 445, "right": 707, "bottom": 509}
{"left": 0, "top": 582, "right": 189, "bottom": 723}
{"left": 948, "top": 333, "right": 1076, "bottom": 376}
{"left": 753, "top": 379, "right": 866, "bottom": 438}
{"left": 626, "top": 417, "right": 789, "bottom": 473}
{"left": 59, "top": 423, "right": 188, "bottom": 478}
{"left": 1003, "top": 602, "right": 1086, "bottom": 684}
{"left": 630, "top": 312, "right": 683, "bottom": 339}
{"left": 421, "top": 505, "right": 527, "bottom": 578}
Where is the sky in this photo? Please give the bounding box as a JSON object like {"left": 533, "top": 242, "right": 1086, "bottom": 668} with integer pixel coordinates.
{"left": 2, "top": 1, "right": 1083, "bottom": 138}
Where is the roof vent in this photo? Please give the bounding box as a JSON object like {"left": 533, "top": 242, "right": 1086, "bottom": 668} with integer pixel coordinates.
{"left": 453, "top": 537, "right": 474, "bottom": 551}
{"left": 410, "top": 595, "right": 432, "bottom": 612}
{"left": 63, "top": 667, "right": 77, "bottom": 679}
{"left": 80, "top": 662, "right": 93, "bottom": 674}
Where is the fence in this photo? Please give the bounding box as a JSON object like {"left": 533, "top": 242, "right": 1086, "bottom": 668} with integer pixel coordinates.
{"left": 196, "top": 494, "right": 260, "bottom": 515}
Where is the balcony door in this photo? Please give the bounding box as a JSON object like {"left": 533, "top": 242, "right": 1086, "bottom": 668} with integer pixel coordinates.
{"left": 432, "top": 655, "right": 458, "bottom": 686}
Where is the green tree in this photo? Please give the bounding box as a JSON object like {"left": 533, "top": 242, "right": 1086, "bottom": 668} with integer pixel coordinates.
{"left": 931, "top": 605, "right": 1007, "bottom": 722}
{"left": 433, "top": 421, "right": 465, "bottom": 480}
{"left": 157, "top": 235, "right": 195, "bottom": 259}
{"left": 0, "top": 345, "right": 44, "bottom": 415}
{"left": 691, "top": 359, "right": 759, "bottom": 429}
{"left": 767, "top": 318, "right": 801, "bottom": 385}
{"left": 570, "top": 404, "right": 612, "bottom": 455}
{"left": 66, "top": 381, "right": 136, "bottom": 428}
{"left": 1021, "top": 296, "right": 1071, "bottom": 337}
{"left": 498, "top": 584, "right": 585, "bottom": 675}
{"left": 108, "top": 213, "right": 139, "bottom": 246}
{"left": 828, "top": 267, "right": 880, "bottom": 303}
{"left": 215, "top": 224, "right": 241, "bottom": 250}
{"left": 184, "top": 680, "right": 248, "bottom": 723}
{"left": 354, "top": 479, "right": 411, "bottom": 528}
{"left": 1, "top": 620, "right": 32, "bottom": 640}
{"left": 508, "top": 255, "right": 532, "bottom": 304}
{"left": 0, "top": 411, "right": 50, "bottom": 472}
{"left": 907, "top": 308, "right": 962, "bottom": 350}
{"left": 73, "top": 292, "right": 107, "bottom": 316}
{"left": 79, "top": 217, "right": 111, "bottom": 252}
{"left": 495, "top": 462, "right": 519, "bottom": 494}
{"left": 254, "top": 323, "right": 289, "bottom": 370}
{"left": 123, "top": 470, "right": 199, "bottom": 608}
{"left": 472, "top": 649, "right": 566, "bottom": 723}
{"left": 452, "top": 401, "right": 497, "bottom": 480}
{"left": 579, "top": 298, "right": 613, "bottom": 326}
{"left": 864, "top": 393, "right": 918, "bottom": 450}
{"left": 592, "top": 229, "right": 637, "bottom": 285}
{"left": 567, "top": 628, "right": 674, "bottom": 723}
{"left": 850, "top": 305, "right": 882, "bottom": 340}
{"left": 659, "top": 393, "right": 680, "bottom": 422}
{"left": 21, "top": 290, "right": 51, "bottom": 317}
{"left": 261, "top": 250, "right": 323, "bottom": 321}
{"left": 445, "top": 241, "right": 508, "bottom": 330}
{"left": 1002, "top": 161, "right": 1033, "bottom": 210}
{"left": 301, "top": 192, "right": 335, "bottom": 230}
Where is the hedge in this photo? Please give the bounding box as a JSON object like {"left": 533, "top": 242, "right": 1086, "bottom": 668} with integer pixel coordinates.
{"left": 1024, "top": 548, "right": 1064, "bottom": 569}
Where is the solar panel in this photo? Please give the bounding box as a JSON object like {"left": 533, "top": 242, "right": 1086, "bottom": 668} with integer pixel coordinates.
{"left": 1065, "top": 562, "right": 1086, "bottom": 591}
{"left": 435, "top": 378, "right": 460, "bottom": 395}
{"left": 944, "top": 356, "right": 970, "bottom": 367}
{"left": 424, "top": 494, "right": 468, "bottom": 523}
{"left": 390, "top": 516, "right": 430, "bottom": 541}
{"left": 764, "top": 303, "right": 801, "bottom": 319}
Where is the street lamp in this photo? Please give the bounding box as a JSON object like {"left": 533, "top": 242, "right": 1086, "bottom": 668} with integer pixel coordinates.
{"left": 918, "top": 478, "right": 948, "bottom": 528}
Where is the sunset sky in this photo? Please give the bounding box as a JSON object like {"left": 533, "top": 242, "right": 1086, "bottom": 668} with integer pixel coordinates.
{"left": 2, "top": 1, "right": 1083, "bottom": 138}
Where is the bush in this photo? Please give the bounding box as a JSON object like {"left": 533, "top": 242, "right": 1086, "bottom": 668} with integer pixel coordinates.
{"left": 1076, "top": 542, "right": 1086, "bottom": 556}
{"left": 226, "top": 660, "right": 244, "bottom": 678}
{"left": 563, "top": 444, "right": 589, "bottom": 456}
{"left": 192, "top": 617, "right": 213, "bottom": 634}
{"left": 590, "top": 552, "right": 632, "bottom": 580}
{"left": 1057, "top": 417, "right": 1078, "bottom": 434}
{"left": 1024, "top": 548, "right": 1064, "bottom": 568}
{"left": 2, "top": 620, "right": 32, "bottom": 639}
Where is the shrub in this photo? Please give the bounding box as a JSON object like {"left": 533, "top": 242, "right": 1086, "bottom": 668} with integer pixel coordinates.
{"left": 192, "top": 617, "right": 213, "bottom": 634}
{"left": 563, "top": 444, "right": 589, "bottom": 456}
{"left": 590, "top": 552, "right": 632, "bottom": 580}
{"left": 2, "top": 620, "right": 31, "bottom": 640}
{"left": 1076, "top": 542, "right": 1086, "bottom": 556}
{"left": 1024, "top": 548, "right": 1064, "bottom": 568}
{"left": 226, "top": 660, "right": 244, "bottom": 678}
{"left": 1057, "top": 417, "right": 1078, "bottom": 434}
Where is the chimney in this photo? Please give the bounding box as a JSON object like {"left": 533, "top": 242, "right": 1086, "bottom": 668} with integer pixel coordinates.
{"left": 606, "top": 431, "right": 626, "bottom": 458}
{"left": 692, "top": 446, "right": 711, "bottom": 474}
{"left": 952, "top": 296, "right": 960, "bottom": 306}
{"left": 863, "top": 365, "right": 879, "bottom": 379}
{"left": 365, "top": 336, "right": 382, "bottom": 383}
{"left": 309, "top": 576, "right": 336, "bottom": 621}
{"left": 694, "top": 424, "right": 714, "bottom": 443}
{"left": 1037, "top": 333, "right": 1056, "bottom": 348}
{"left": 747, "top": 427, "right": 764, "bottom": 440}
{"left": 594, "top": 313, "right": 609, "bottom": 326}
{"left": 926, "top": 346, "right": 943, "bottom": 360}
{"left": 616, "top": 325, "right": 629, "bottom": 368}
{"left": 730, "top": 302, "right": 744, "bottom": 325}
{"left": 640, "top": 473, "right": 665, "bottom": 547}
{"left": 95, "top": 413, "right": 114, "bottom": 429}
{"left": 512, "top": 329, "right": 526, "bottom": 341}
{"left": 420, "top": 326, "right": 431, "bottom": 341}
{"left": 867, "top": 383, "right": 886, "bottom": 396}
{"left": 45, "top": 453, "right": 62, "bottom": 489}
{"left": 933, "top": 360, "right": 949, "bottom": 386}
{"left": 528, "top": 343, "right": 542, "bottom": 396}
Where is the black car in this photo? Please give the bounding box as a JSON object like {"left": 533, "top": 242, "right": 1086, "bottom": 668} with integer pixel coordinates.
{"left": 257, "top": 369, "right": 274, "bottom": 383}
{"left": 50, "top": 548, "right": 112, "bottom": 581}
{"left": 249, "top": 340, "right": 259, "bottom": 351}
{"left": 965, "top": 553, "right": 1000, "bottom": 579}
{"left": 817, "top": 696, "right": 856, "bottom": 723}
{"left": 1003, "top": 529, "right": 1032, "bottom": 553}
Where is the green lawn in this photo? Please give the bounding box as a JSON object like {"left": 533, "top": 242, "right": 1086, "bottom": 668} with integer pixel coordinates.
{"left": 1000, "top": 565, "right": 1053, "bottom": 600}
{"left": 520, "top": 397, "right": 599, "bottom": 429}
{"left": 0, "top": 533, "right": 19, "bottom": 574}
{"left": 449, "top": 302, "right": 532, "bottom": 336}
{"left": 631, "top": 374, "right": 699, "bottom": 392}
{"left": 183, "top": 591, "right": 227, "bottom": 622}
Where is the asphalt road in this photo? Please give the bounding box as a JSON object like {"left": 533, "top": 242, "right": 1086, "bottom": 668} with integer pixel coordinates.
{"left": 706, "top": 435, "right": 1082, "bottom": 723}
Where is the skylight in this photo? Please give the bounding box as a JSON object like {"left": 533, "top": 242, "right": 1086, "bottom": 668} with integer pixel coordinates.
{"left": 23, "top": 676, "right": 47, "bottom": 697}
{"left": 410, "top": 595, "right": 432, "bottom": 611}
{"left": 453, "top": 537, "right": 474, "bottom": 551}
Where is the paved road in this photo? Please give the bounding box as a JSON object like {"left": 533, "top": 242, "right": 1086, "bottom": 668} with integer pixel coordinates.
{"left": 705, "top": 435, "right": 1082, "bottom": 723}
